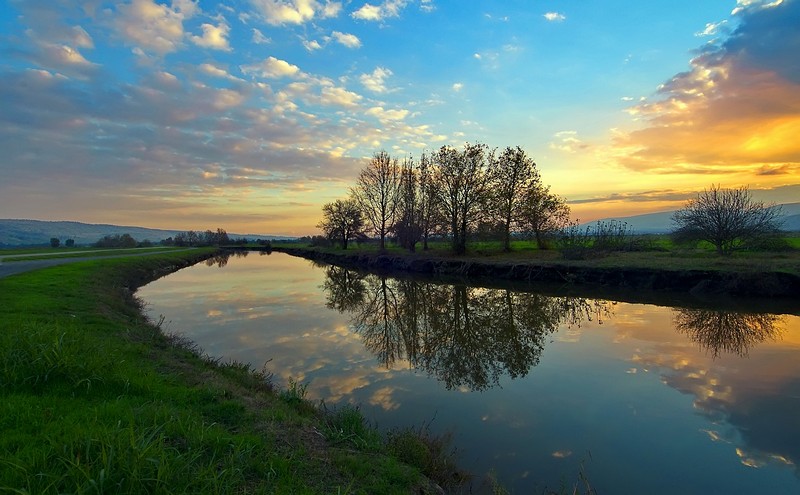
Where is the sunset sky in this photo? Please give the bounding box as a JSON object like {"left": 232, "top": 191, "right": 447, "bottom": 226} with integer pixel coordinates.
{"left": 1, "top": 0, "right": 798, "bottom": 236}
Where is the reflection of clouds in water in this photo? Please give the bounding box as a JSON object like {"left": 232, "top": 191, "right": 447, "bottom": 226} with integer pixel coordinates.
{"left": 633, "top": 341, "right": 800, "bottom": 475}
{"left": 368, "top": 386, "right": 402, "bottom": 411}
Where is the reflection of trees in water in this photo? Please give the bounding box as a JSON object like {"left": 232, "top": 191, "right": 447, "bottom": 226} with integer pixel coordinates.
{"left": 673, "top": 309, "right": 784, "bottom": 358}
{"left": 205, "top": 250, "right": 249, "bottom": 268}
{"left": 323, "top": 266, "right": 613, "bottom": 391}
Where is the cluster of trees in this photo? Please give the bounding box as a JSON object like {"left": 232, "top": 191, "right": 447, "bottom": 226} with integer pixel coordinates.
{"left": 95, "top": 233, "right": 140, "bottom": 248}
{"left": 318, "top": 144, "right": 571, "bottom": 254}
{"left": 49, "top": 238, "right": 75, "bottom": 248}
{"left": 163, "top": 228, "right": 231, "bottom": 247}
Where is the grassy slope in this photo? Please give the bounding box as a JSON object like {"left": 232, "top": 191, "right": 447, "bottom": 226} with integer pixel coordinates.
{"left": 0, "top": 250, "right": 437, "bottom": 494}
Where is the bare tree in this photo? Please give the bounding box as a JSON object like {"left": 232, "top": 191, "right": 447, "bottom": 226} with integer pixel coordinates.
{"left": 672, "top": 185, "right": 783, "bottom": 255}
{"left": 520, "top": 184, "right": 571, "bottom": 249}
{"left": 433, "top": 143, "right": 495, "bottom": 255}
{"left": 417, "top": 151, "right": 441, "bottom": 250}
{"left": 394, "top": 157, "right": 422, "bottom": 252}
{"left": 351, "top": 151, "right": 401, "bottom": 251}
{"left": 490, "top": 146, "right": 539, "bottom": 251}
{"left": 318, "top": 199, "right": 364, "bottom": 250}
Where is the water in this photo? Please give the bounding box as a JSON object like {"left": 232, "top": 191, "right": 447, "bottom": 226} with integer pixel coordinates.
{"left": 138, "top": 251, "right": 800, "bottom": 493}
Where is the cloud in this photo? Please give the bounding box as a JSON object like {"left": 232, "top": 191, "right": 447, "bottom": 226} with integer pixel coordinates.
{"left": 252, "top": 28, "right": 271, "bottom": 44}
{"left": 695, "top": 20, "right": 728, "bottom": 37}
{"left": 352, "top": 0, "right": 410, "bottom": 21}
{"left": 303, "top": 39, "right": 322, "bottom": 51}
{"left": 331, "top": 31, "right": 362, "bottom": 48}
{"left": 190, "top": 21, "right": 231, "bottom": 51}
{"left": 241, "top": 56, "right": 303, "bottom": 79}
{"left": 359, "top": 67, "right": 393, "bottom": 93}
{"left": 250, "top": 0, "right": 341, "bottom": 25}
{"left": 568, "top": 189, "right": 697, "bottom": 205}
{"left": 549, "top": 130, "right": 589, "bottom": 154}
{"left": 614, "top": 0, "right": 800, "bottom": 177}
{"left": 366, "top": 106, "right": 409, "bottom": 122}
{"left": 543, "top": 12, "right": 566, "bottom": 22}
{"left": 452, "top": 82, "right": 463, "bottom": 92}
{"left": 115, "top": 0, "right": 196, "bottom": 54}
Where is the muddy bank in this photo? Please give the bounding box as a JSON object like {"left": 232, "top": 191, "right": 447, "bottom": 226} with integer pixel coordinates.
{"left": 267, "top": 246, "right": 800, "bottom": 314}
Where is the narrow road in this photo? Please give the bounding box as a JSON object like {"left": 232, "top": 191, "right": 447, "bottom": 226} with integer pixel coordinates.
{"left": 0, "top": 249, "right": 195, "bottom": 279}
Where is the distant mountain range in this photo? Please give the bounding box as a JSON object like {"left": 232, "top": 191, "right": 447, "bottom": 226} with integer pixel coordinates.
{"left": 0, "top": 219, "right": 292, "bottom": 247}
{"left": 3, "top": 203, "right": 798, "bottom": 246}
{"left": 580, "top": 202, "right": 800, "bottom": 234}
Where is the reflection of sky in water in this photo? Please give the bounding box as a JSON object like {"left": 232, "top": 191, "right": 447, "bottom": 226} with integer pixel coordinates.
{"left": 139, "top": 252, "right": 800, "bottom": 494}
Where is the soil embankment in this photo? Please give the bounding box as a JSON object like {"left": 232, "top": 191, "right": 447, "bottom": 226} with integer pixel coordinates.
{"left": 268, "top": 246, "right": 800, "bottom": 313}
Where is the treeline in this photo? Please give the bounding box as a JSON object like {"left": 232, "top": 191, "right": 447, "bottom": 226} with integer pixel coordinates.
{"left": 318, "top": 143, "right": 571, "bottom": 254}
{"left": 93, "top": 228, "right": 242, "bottom": 248}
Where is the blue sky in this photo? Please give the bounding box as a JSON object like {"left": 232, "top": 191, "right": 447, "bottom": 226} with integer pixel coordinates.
{"left": 1, "top": 0, "right": 797, "bottom": 234}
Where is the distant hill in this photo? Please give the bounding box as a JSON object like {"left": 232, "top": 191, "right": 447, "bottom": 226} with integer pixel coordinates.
{"left": 0, "top": 219, "right": 291, "bottom": 247}
{"left": 579, "top": 202, "right": 800, "bottom": 234}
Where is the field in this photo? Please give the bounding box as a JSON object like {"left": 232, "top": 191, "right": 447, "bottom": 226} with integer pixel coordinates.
{"left": 272, "top": 233, "right": 800, "bottom": 278}
{"left": 0, "top": 250, "right": 456, "bottom": 494}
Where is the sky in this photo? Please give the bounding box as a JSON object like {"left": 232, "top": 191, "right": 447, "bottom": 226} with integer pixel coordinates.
{"left": 0, "top": 0, "right": 798, "bottom": 236}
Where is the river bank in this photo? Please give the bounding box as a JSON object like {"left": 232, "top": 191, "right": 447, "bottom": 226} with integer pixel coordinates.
{"left": 268, "top": 245, "right": 800, "bottom": 313}
{"left": 0, "top": 249, "right": 454, "bottom": 494}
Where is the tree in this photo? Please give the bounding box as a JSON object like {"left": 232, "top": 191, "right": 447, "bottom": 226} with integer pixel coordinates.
{"left": 65, "top": 239, "right": 75, "bottom": 247}
{"left": 50, "top": 237, "right": 60, "bottom": 248}
{"left": 433, "top": 143, "right": 495, "bottom": 255}
{"left": 318, "top": 199, "right": 364, "bottom": 250}
{"left": 520, "top": 184, "right": 571, "bottom": 249}
{"left": 351, "top": 151, "right": 401, "bottom": 251}
{"left": 489, "top": 146, "right": 538, "bottom": 251}
{"left": 672, "top": 185, "right": 783, "bottom": 255}
{"left": 394, "top": 157, "right": 423, "bottom": 252}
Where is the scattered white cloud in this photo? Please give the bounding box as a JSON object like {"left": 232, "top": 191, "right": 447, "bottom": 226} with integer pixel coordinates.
{"left": 115, "top": 0, "right": 196, "bottom": 54}
{"left": 550, "top": 130, "right": 590, "bottom": 153}
{"left": 695, "top": 20, "right": 728, "bottom": 37}
{"left": 352, "top": 0, "right": 410, "bottom": 21}
{"left": 331, "top": 31, "right": 362, "bottom": 48}
{"left": 452, "top": 82, "right": 463, "bottom": 92}
{"left": 250, "top": 0, "right": 341, "bottom": 25}
{"left": 252, "top": 28, "right": 271, "bottom": 44}
{"left": 191, "top": 22, "right": 231, "bottom": 51}
{"left": 543, "top": 12, "right": 566, "bottom": 22}
{"left": 241, "top": 56, "right": 303, "bottom": 79}
{"left": 212, "top": 88, "right": 246, "bottom": 110}
{"left": 319, "top": 85, "right": 362, "bottom": 107}
{"left": 359, "top": 67, "right": 393, "bottom": 93}
{"left": 303, "top": 39, "right": 323, "bottom": 51}
{"left": 366, "top": 106, "right": 409, "bottom": 122}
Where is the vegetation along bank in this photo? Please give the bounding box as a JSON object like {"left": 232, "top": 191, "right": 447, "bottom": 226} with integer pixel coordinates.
{"left": 269, "top": 244, "right": 800, "bottom": 304}
{"left": 0, "top": 249, "right": 462, "bottom": 494}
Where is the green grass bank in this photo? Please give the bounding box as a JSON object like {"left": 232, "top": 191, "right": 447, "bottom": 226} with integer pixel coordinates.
{"left": 0, "top": 250, "right": 458, "bottom": 494}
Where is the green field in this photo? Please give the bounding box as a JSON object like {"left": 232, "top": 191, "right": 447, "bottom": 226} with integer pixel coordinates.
{"left": 0, "top": 250, "right": 455, "bottom": 494}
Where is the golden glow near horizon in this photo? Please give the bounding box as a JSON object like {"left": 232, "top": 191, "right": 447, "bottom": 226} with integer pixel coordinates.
{"left": 0, "top": 0, "right": 798, "bottom": 234}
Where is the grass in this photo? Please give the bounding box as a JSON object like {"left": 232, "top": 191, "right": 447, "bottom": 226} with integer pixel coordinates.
{"left": 274, "top": 235, "right": 800, "bottom": 278}
{"left": 0, "top": 249, "right": 450, "bottom": 494}
{"left": 1, "top": 246, "right": 183, "bottom": 261}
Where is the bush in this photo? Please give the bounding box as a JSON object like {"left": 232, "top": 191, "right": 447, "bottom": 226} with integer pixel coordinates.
{"left": 558, "top": 220, "right": 636, "bottom": 259}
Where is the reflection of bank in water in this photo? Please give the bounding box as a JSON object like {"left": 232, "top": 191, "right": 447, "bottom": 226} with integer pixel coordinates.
{"left": 322, "top": 264, "right": 613, "bottom": 391}
{"left": 674, "top": 308, "right": 784, "bottom": 358}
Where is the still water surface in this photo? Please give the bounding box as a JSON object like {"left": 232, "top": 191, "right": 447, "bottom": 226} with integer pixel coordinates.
{"left": 138, "top": 251, "right": 800, "bottom": 494}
